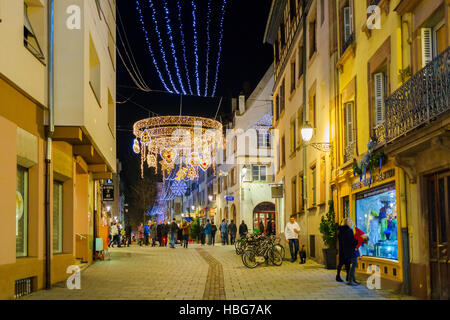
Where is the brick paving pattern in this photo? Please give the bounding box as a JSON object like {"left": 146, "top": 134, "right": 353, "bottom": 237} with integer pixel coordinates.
{"left": 21, "top": 244, "right": 416, "bottom": 300}
{"left": 196, "top": 248, "right": 226, "bottom": 300}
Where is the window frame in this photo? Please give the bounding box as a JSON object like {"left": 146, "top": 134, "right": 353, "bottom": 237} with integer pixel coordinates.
{"left": 53, "top": 180, "right": 64, "bottom": 254}
{"left": 16, "top": 166, "right": 29, "bottom": 258}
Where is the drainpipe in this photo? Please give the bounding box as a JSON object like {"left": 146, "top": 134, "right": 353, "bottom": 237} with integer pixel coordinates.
{"left": 45, "top": 0, "right": 55, "bottom": 290}
{"left": 302, "top": 0, "right": 308, "bottom": 253}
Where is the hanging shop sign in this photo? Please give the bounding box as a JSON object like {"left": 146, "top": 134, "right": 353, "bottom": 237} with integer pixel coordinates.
{"left": 210, "top": 208, "right": 216, "bottom": 216}
{"left": 351, "top": 168, "right": 395, "bottom": 192}
{"left": 271, "top": 185, "right": 284, "bottom": 198}
{"left": 102, "top": 185, "right": 114, "bottom": 201}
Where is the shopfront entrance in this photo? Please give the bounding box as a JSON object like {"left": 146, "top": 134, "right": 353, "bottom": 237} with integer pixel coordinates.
{"left": 426, "top": 170, "right": 450, "bottom": 300}
{"left": 253, "top": 202, "right": 275, "bottom": 234}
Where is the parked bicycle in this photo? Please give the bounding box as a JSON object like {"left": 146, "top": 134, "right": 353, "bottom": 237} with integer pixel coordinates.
{"left": 241, "top": 235, "right": 283, "bottom": 268}
{"left": 236, "top": 234, "right": 285, "bottom": 260}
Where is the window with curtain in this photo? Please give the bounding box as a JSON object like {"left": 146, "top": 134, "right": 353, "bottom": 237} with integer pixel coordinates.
{"left": 53, "top": 181, "right": 63, "bottom": 254}
{"left": 16, "top": 166, "right": 28, "bottom": 257}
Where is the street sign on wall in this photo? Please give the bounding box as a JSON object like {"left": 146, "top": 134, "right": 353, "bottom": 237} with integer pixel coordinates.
{"left": 102, "top": 185, "right": 114, "bottom": 201}
{"left": 225, "top": 196, "right": 234, "bottom": 201}
{"left": 271, "top": 185, "right": 284, "bottom": 198}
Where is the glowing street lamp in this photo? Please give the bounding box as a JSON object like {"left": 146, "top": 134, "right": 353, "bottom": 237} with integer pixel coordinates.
{"left": 301, "top": 122, "right": 314, "bottom": 142}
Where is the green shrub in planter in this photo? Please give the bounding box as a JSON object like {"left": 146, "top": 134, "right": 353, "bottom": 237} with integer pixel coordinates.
{"left": 319, "top": 200, "right": 339, "bottom": 269}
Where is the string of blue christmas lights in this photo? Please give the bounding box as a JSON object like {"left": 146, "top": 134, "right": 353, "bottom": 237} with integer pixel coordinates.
{"left": 211, "top": 0, "right": 228, "bottom": 97}
{"left": 135, "top": 0, "right": 172, "bottom": 93}
{"left": 204, "top": 0, "right": 212, "bottom": 97}
{"left": 177, "top": 0, "right": 193, "bottom": 95}
{"left": 191, "top": 0, "right": 201, "bottom": 96}
{"left": 147, "top": 0, "right": 180, "bottom": 94}
{"left": 162, "top": 0, "right": 187, "bottom": 95}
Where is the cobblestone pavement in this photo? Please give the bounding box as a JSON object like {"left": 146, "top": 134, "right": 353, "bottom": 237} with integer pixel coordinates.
{"left": 22, "top": 244, "right": 415, "bottom": 300}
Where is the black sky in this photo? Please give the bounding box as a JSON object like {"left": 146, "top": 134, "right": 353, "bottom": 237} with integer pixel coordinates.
{"left": 116, "top": 0, "right": 274, "bottom": 180}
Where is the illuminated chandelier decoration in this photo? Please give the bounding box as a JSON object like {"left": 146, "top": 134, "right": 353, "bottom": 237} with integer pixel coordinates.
{"left": 133, "top": 115, "right": 223, "bottom": 180}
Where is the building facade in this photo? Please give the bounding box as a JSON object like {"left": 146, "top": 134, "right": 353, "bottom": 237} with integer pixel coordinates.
{"left": 265, "top": 0, "right": 335, "bottom": 264}
{"left": 0, "top": 0, "right": 116, "bottom": 299}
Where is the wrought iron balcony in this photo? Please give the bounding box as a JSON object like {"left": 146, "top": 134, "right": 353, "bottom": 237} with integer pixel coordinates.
{"left": 381, "top": 46, "right": 450, "bottom": 144}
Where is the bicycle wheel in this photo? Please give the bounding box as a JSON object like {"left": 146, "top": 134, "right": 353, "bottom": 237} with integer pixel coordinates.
{"left": 242, "top": 251, "right": 258, "bottom": 269}
{"left": 235, "top": 239, "right": 242, "bottom": 254}
{"left": 273, "top": 244, "right": 285, "bottom": 260}
{"left": 268, "top": 250, "right": 283, "bottom": 266}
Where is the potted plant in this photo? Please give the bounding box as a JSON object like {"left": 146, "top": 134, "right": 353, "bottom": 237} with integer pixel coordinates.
{"left": 319, "top": 200, "right": 338, "bottom": 269}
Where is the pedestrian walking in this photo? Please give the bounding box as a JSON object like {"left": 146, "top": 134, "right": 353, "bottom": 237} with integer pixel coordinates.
{"left": 177, "top": 224, "right": 183, "bottom": 245}
{"left": 205, "top": 219, "right": 212, "bottom": 245}
{"left": 336, "top": 218, "right": 358, "bottom": 285}
{"left": 150, "top": 221, "right": 157, "bottom": 247}
{"left": 228, "top": 220, "right": 237, "bottom": 245}
{"left": 239, "top": 220, "right": 248, "bottom": 239}
{"left": 111, "top": 223, "right": 120, "bottom": 248}
{"left": 144, "top": 222, "right": 150, "bottom": 246}
{"left": 284, "top": 216, "right": 300, "bottom": 262}
{"left": 156, "top": 221, "right": 163, "bottom": 246}
{"left": 180, "top": 219, "right": 191, "bottom": 248}
{"left": 259, "top": 220, "right": 265, "bottom": 235}
{"left": 162, "top": 220, "right": 170, "bottom": 247}
{"left": 219, "top": 219, "right": 228, "bottom": 245}
{"left": 349, "top": 226, "right": 369, "bottom": 285}
{"left": 125, "top": 224, "right": 132, "bottom": 247}
{"left": 199, "top": 222, "right": 206, "bottom": 245}
{"left": 211, "top": 222, "right": 217, "bottom": 246}
{"left": 169, "top": 218, "right": 178, "bottom": 248}
{"left": 137, "top": 223, "right": 144, "bottom": 246}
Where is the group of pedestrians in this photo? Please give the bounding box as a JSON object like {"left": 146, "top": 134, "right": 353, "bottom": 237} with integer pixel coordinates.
{"left": 336, "top": 218, "right": 369, "bottom": 286}
{"left": 219, "top": 219, "right": 240, "bottom": 245}
{"left": 108, "top": 222, "right": 132, "bottom": 248}
{"left": 199, "top": 219, "right": 218, "bottom": 245}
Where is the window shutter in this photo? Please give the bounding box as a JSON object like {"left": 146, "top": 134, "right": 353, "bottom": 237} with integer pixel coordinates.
{"left": 374, "top": 73, "right": 385, "bottom": 125}
{"left": 343, "top": 7, "right": 350, "bottom": 42}
{"left": 421, "top": 28, "right": 433, "bottom": 68}
{"left": 345, "top": 103, "right": 353, "bottom": 146}
{"left": 349, "top": 0, "right": 354, "bottom": 33}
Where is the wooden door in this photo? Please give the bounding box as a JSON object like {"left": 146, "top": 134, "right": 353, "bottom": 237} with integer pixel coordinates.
{"left": 427, "top": 171, "right": 450, "bottom": 300}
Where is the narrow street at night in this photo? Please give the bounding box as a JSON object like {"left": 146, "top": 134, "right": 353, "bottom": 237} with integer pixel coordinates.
{"left": 21, "top": 244, "right": 412, "bottom": 301}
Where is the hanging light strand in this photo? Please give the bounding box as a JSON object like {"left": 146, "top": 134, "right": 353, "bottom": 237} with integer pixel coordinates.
{"left": 191, "top": 0, "right": 201, "bottom": 96}
{"left": 211, "top": 0, "right": 228, "bottom": 97}
{"left": 135, "top": 0, "right": 172, "bottom": 93}
{"left": 146, "top": 0, "right": 180, "bottom": 94}
{"left": 204, "top": 0, "right": 212, "bottom": 97}
{"left": 177, "top": 0, "right": 193, "bottom": 95}
{"left": 161, "top": 0, "right": 187, "bottom": 95}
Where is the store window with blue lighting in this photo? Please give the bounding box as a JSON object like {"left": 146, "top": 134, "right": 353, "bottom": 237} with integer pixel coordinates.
{"left": 355, "top": 183, "right": 398, "bottom": 260}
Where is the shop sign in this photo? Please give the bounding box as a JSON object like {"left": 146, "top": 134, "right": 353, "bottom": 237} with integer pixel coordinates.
{"left": 271, "top": 185, "right": 284, "bottom": 198}
{"left": 351, "top": 169, "right": 395, "bottom": 192}
{"left": 102, "top": 185, "right": 114, "bottom": 201}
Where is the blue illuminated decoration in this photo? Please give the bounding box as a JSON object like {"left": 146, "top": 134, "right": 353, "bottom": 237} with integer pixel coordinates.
{"left": 147, "top": 0, "right": 180, "bottom": 94}
{"left": 170, "top": 180, "right": 188, "bottom": 196}
{"left": 162, "top": 0, "right": 186, "bottom": 95}
{"left": 177, "top": 0, "right": 193, "bottom": 95}
{"left": 211, "top": 0, "right": 227, "bottom": 97}
{"left": 136, "top": 0, "right": 172, "bottom": 93}
{"left": 204, "top": 0, "right": 212, "bottom": 97}
{"left": 191, "top": 0, "right": 201, "bottom": 96}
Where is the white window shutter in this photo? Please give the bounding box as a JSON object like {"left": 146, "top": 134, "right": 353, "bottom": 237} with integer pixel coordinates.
{"left": 345, "top": 103, "right": 353, "bottom": 145}
{"left": 349, "top": 0, "right": 354, "bottom": 33}
{"left": 421, "top": 28, "right": 433, "bottom": 68}
{"left": 374, "top": 73, "right": 385, "bottom": 125}
{"left": 343, "top": 7, "right": 350, "bottom": 42}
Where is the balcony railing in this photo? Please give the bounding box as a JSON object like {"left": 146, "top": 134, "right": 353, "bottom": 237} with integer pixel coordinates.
{"left": 344, "top": 141, "right": 355, "bottom": 163}
{"left": 380, "top": 46, "right": 450, "bottom": 144}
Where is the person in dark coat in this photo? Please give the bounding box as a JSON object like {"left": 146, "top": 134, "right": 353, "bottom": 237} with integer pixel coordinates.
{"left": 259, "top": 220, "right": 265, "bottom": 235}
{"left": 125, "top": 224, "right": 132, "bottom": 247}
{"left": 267, "top": 219, "right": 276, "bottom": 236}
{"left": 199, "top": 222, "right": 206, "bottom": 245}
{"left": 336, "top": 218, "right": 358, "bottom": 285}
{"left": 239, "top": 220, "right": 248, "bottom": 239}
{"left": 211, "top": 222, "right": 217, "bottom": 246}
{"left": 156, "top": 221, "right": 163, "bottom": 246}
{"left": 228, "top": 220, "right": 237, "bottom": 245}
{"left": 162, "top": 220, "right": 170, "bottom": 247}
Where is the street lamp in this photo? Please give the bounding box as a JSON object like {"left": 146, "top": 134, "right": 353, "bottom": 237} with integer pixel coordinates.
{"left": 241, "top": 165, "right": 248, "bottom": 176}
{"left": 301, "top": 122, "right": 332, "bottom": 153}
{"left": 208, "top": 194, "right": 213, "bottom": 202}
{"left": 301, "top": 122, "right": 314, "bottom": 142}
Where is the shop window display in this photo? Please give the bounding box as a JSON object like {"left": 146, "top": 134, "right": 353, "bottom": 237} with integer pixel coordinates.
{"left": 356, "top": 184, "right": 398, "bottom": 260}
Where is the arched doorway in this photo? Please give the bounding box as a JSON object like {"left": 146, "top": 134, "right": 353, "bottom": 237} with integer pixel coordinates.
{"left": 231, "top": 204, "right": 236, "bottom": 223}
{"left": 253, "top": 202, "right": 276, "bottom": 234}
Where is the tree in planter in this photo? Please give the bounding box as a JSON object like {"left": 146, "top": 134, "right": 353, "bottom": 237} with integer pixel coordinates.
{"left": 190, "top": 217, "right": 200, "bottom": 243}
{"left": 319, "top": 200, "right": 339, "bottom": 269}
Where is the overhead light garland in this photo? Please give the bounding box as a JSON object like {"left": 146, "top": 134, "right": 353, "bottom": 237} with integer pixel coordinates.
{"left": 147, "top": 0, "right": 180, "bottom": 94}
{"left": 191, "top": 0, "right": 201, "bottom": 96}
{"left": 162, "top": 0, "right": 187, "bottom": 95}
{"left": 133, "top": 116, "right": 223, "bottom": 181}
{"left": 211, "top": 0, "right": 228, "bottom": 97}
{"left": 136, "top": 0, "right": 172, "bottom": 93}
{"left": 177, "top": 0, "right": 193, "bottom": 95}
{"left": 204, "top": 0, "right": 212, "bottom": 97}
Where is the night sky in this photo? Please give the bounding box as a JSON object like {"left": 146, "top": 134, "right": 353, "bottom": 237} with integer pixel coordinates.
{"left": 116, "top": 0, "right": 273, "bottom": 184}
